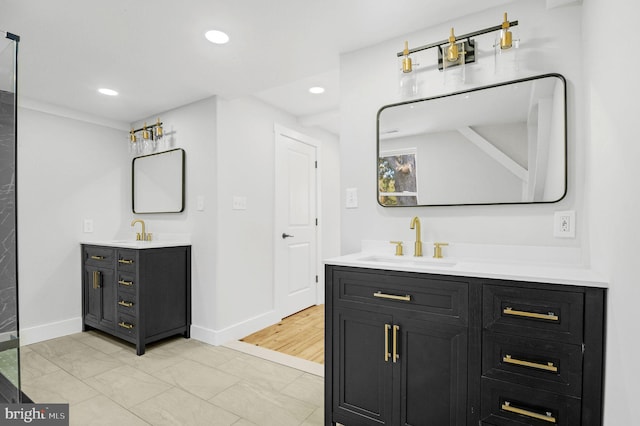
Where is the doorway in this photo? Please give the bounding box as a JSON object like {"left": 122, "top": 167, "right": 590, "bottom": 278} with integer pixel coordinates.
{"left": 274, "top": 124, "right": 321, "bottom": 319}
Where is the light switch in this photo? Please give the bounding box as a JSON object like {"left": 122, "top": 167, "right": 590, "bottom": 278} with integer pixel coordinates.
{"left": 196, "top": 196, "right": 205, "bottom": 211}
{"left": 346, "top": 188, "right": 358, "bottom": 209}
{"left": 233, "top": 196, "right": 247, "bottom": 210}
{"left": 83, "top": 219, "right": 94, "bottom": 233}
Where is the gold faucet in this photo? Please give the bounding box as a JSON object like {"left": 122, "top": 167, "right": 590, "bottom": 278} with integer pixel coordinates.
{"left": 131, "top": 219, "right": 151, "bottom": 241}
{"left": 409, "top": 216, "right": 422, "bottom": 257}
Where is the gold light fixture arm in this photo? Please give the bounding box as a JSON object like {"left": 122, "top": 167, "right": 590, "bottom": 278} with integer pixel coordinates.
{"left": 402, "top": 41, "right": 413, "bottom": 73}
{"left": 447, "top": 28, "right": 459, "bottom": 62}
{"left": 500, "top": 12, "right": 513, "bottom": 49}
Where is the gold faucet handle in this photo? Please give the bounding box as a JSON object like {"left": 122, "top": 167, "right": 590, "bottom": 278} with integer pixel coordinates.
{"left": 136, "top": 233, "right": 142, "bottom": 241}
{"left": 146, "top": 233, "right": 152, "bottom": 241}
{"left": 433, "top": 242, "right": 449, "bottom": 259}
{"left": 390, "top": 241, "right": 404, "bottom": 256}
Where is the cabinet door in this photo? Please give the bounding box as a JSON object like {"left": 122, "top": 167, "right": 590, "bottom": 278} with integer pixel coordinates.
{"left": 333, "top": 307, "right": 394, "bottom": 426}
{"left": 84, "top": 265, "right": 115, "bottom": 329}
{"left": 397, "top": 318, "right": 468, "bottom": 426}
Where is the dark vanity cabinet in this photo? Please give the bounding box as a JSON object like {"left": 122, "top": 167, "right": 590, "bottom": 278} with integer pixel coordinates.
{"left": 325, "top": 265, "right": 606, "bottom": 426}
{"left": 326, "top": 267, "right": 473, "bottom": 426}
{"left": 82, "top": 244, "right": 191, "bottom": 355}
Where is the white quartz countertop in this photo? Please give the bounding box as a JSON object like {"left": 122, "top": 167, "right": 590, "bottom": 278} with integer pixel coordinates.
{"left": 81, "top": 240, "right": 191, "bottom": 249}
{"left": 324, "top": 242, "right": 608, "bottom": 288}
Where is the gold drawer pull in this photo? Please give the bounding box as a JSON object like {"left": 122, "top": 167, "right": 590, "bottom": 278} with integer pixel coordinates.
{"left": 392, "top": 325, "right": 400, "bottom": 363}
{"left": 118, "top": 259, "right": 134, "bottom": 265}
{"left": 118, "top": 300, "right": 134, "bottom": 308}
{"left": 384, "top": 324, "right": 391, "bottom": 362}
{"left": 92, "top": 271, "right": 100, "bottom": 289}
{"left": 374, "top": 291, "right": 411, "bottom": 302}
{"left": 90, "top": 255, "right": 105, "bottom": 260}
{"left": 503, "top": 354, "right": 558, "bottom": 372}
{"left": 501, "top": 401, "right": 556, "bottom": 423}
{"left": 118, "top": 280, "right": 134, "bottom": 286}
{"left": 503, "top": 307, "right": 558, "bottom": 321}
{"left": 118, "top": 321, "right": 134, "bottom": 330}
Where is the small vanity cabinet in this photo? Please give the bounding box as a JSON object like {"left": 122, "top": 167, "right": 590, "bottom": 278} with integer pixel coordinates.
{"left": 325, "top": 265, "right": 605, "bottom": 426}
{"left": 82, "top": 244, "right": 191, "bottom": 355}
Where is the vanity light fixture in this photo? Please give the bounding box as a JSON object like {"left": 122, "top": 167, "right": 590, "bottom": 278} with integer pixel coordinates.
{"left": 309, "top": 86, "right": 325, "bottom": 94}
{"left": 395, "top": 12, "right": 518, "bottom": 72}
{"left": 129, "top": 118, "right": 164, "bottom": 155}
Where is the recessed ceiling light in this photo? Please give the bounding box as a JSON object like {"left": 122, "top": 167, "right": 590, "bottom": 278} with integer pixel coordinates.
{"left": 205, "top": 30, "right": 230, "bottom": 44}
{"left": 309, "top": 86, "right": 325, "bottom": 94}
{"left": 98, "top": 88, "right": 118, "bottom": 96}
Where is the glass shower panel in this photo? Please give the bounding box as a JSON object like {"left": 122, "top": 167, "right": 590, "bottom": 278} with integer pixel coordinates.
{"left": 0, "top": 31, "right": 21, "bottom": 403}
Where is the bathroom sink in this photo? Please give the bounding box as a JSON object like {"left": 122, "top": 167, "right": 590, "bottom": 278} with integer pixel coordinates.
{"left": 356, "top": 255, "right": 457, "bottom": 268}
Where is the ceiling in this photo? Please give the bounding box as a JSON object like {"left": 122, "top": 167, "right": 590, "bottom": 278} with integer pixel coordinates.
{"left": 0, "top": 0, "right": 514, "bottom": 134}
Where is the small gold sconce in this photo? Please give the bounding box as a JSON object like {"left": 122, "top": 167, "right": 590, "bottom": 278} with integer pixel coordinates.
{"left": 446, "top": 28, "right": 459, "bottom": 63}
{"left": 500, "top": 12, "right": 513, "bottom": 49}
{"left": 402, "top": 41, "right": 413, "bottom": 73}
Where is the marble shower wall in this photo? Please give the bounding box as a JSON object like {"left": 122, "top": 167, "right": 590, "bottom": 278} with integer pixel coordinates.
{"left": 0, "top": 89, "right": 16, "bottom": 334}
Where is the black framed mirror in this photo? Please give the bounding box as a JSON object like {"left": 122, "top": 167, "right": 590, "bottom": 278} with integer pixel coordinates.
{"left": 377, "top": 73, "right": 567, "bottom": 207}
{"left": 132, "top": 148, "right": 185, "bottom": 213}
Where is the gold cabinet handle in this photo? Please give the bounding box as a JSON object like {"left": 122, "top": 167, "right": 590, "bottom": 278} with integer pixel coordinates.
{"left": 384, "top": 324, "right": 391, "bottom": 362}
{"left": 92, "top": 271, "right": 100, "bottom": 289}
{"left": 501, "top": 401, "right": 556, "bottom": 423}
{"left": 373, "top": 291, "right": 411, "bottom": 302}
{"left": 392, "top": 325, "right": 400, "bottom": 363}
{"left": 118, "top": 321, "right": 134, "bottom": 330}
{"left": 118, "top": 300, "right": 134, "bottom": 308}
{"left": 503, "top": 354, "right": 558, "bottom": 372}
{"left": 503, "top": 307, "right": 558, "bottom": 321}
{"left": 90, "top": 255, "right": 105, "bottom": 260}
{"left": 118, "top": 279, "right": 133, "bottom": 286}
{"left": 118, "top": 259, "right": 134, "bottom": 265}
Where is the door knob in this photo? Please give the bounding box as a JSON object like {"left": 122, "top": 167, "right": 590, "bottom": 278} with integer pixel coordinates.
{"left": 282, "top": 233, "right": 294, "bottom": 239}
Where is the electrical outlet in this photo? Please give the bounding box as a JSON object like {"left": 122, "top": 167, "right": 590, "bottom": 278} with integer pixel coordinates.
{"left": 554, "top": 211, "right": 575, "bottom": 238}
{"left": 346, "top": 188, "right": 358, "bottom": 209}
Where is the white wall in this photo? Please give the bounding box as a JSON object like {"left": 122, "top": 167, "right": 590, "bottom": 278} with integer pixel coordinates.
{"left": 17, "top": 94, "right": 341, "bottom": 347}
{"left": 17, "top": 107, "right": 129, "bottom": 343}
{"left": 340, "top": 1, "right": 585, "bottom": 253}
{"left": 583, "top": 1, "right": 640, "bottom": 424}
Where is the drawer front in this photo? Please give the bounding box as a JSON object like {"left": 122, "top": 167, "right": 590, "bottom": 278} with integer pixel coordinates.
{"left": 116, "top": 249, "right": 138, "bottom": 272}
{"left": 116, "top": 313, "right": 137, "bottom": 338}
{"left": 483, "top": 284, "right": 584, "bottom": 344}
{"left": 84, "top": 246, "right": 115, "bottom": 268}
{"left": 332, "top": 268, "right": 468, "bottom": 323}
{"left": 117, "top": 291, "right": 136, "bottom": 316}
{"left": 482, "top": 332, "right": 583, "bottom": 397}
{"left": 116, "top": 272, "right": 137, "bottom": 293}
{"left": 481, "top": 378, "right": 581, "bottom": 426}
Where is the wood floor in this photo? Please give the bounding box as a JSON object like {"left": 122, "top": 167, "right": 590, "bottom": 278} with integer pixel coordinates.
{"left": 240, "top": 305, "right": 324, "bottom": 364}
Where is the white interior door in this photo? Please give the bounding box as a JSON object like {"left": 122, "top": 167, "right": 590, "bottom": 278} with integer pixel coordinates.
{"left": 274, "top": 124, "right": 319, "bottom": 319}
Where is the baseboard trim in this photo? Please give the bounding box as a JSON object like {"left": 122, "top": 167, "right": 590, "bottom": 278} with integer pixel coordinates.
{"left": 20, "top": 317, "right": 82, "bottom": 346}
{"left": 190, "top": 310, "right": 281, "bottom": 346}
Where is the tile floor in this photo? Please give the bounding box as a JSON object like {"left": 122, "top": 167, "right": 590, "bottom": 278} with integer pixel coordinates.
{"left": 20, "top": 331, "right": 324, "bottom": 425}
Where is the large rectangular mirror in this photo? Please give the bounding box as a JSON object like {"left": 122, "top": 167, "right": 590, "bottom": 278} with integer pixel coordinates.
{"left": 377, "top": 74, "right": 567, "bottom": 207}
{"left": 132, "top": 148, "right": 185, "bottom": 213}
